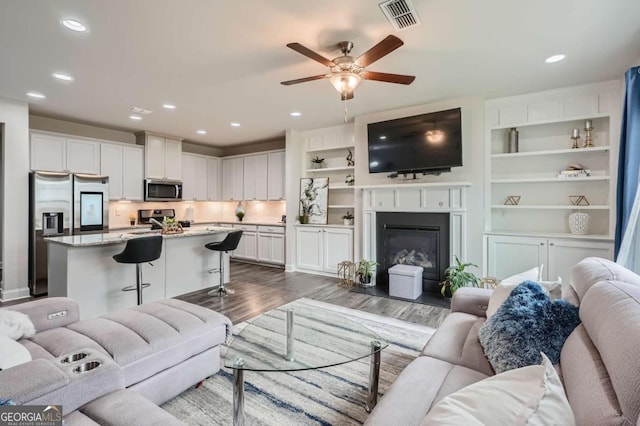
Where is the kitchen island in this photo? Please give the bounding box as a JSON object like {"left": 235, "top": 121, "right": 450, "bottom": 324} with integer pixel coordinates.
{"left": 46, "top": 226, "right": 231, "bottom": 318}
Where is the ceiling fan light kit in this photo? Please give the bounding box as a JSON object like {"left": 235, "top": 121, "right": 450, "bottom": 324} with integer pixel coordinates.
{"left": 281, "top": 35, "right": 415, "bottom": 100}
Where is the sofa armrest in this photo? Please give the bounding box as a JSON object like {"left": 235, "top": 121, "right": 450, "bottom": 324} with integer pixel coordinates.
{"left": 6, "top": 297, "right": 80, "bottom": 331}
{"left": 451, "top": 287, "right": 493, "bottom": 317}
{"left": 0, "top": 359, "right": 69, "bottom": 403}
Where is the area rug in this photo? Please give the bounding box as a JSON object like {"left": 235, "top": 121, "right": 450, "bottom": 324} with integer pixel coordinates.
{"left": 162, "top": 298, "right": 436, "bottom": 425}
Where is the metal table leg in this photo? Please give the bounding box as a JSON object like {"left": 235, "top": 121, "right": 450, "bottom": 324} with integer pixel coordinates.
{"left": 366, "top": 340, "right": 382, "bottom": 413}
{"left": 233, "top": 358, "right": 245, "bottom": 426}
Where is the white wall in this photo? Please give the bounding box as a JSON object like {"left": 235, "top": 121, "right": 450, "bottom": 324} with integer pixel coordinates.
{"left": 0, "top": 98, "right": 30, "bottom": 301}
{"left": 353, "top": 97, "right": 486, "bottom": 269}
{"left": 284, "top": 129, "right": 303, "bottom": 271}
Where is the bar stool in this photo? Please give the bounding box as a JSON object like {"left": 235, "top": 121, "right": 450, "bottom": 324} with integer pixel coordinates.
{"left": 206, "top": 230, "right": 243, "bottom": 297}
{"left": 113, "top": 235, "right": 163, "bottom": 305}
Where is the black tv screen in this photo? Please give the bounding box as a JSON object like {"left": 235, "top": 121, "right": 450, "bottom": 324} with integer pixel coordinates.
{"left": 367, "top": 108, "right": 462, "bottom": 174}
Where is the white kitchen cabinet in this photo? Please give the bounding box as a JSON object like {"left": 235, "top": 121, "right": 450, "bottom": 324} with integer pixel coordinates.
{"left": 138, "top": 132, "right": 182, "bottom": 180}
{"left": 222, "top": 157, "right": 244, "bottom": 201}
{"left": 181, "top": 154, "right": 207, "bottom": 201}
{"left": 206, "top": 157, "right": 220, "bottom": 201}
{"left": 257, "top": 226, "right": 285, "bottom": 265}
{"left": 101, "top": 143, "right": 144, "bottom": 201}
{"left": 268, "top": 151, "right": 285, "bottom": 200}
{"left": 31, "top": 132, "right": 100, "bottom": 174}
{"left": 296, "top": 226, "right": 353, "bottom": 274}
{"left": 486, "top": 234, "right": 613, "bottom": 283}
{"left": 233, "top": 224, "right": 258, "bottom": 261}
{"left": 243, "top": 154, "right": 268, "bottom": 201}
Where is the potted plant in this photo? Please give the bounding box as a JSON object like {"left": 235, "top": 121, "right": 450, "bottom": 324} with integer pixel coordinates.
{"left": 311, "top": 156, "right": 325, "bottom": 169}
{"left": 128, "top": 214, "right": 136, "bottom": 226}
{"left": 356, "top": 259, "right": 378, "bottom": 287}
{"left": 440, "top": 256, "right": 480, "bottom": 297}
{"left": 342, "top": 211, "right": 354, "bottom": 226}
{"left": 345, "top": 174, "right": 355, "bottom": 186}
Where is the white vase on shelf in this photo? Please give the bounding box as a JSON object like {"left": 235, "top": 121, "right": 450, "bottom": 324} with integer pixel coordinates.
{"left": 568, "top": 212, "right": 590, "bottom": 235}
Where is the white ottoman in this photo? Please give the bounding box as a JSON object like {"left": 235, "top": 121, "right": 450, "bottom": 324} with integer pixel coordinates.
{"left": 389, "top": 264, "right": 423, "bottom": 299}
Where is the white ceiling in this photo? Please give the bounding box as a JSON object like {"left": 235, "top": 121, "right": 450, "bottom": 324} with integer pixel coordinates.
{"left": 1, "top": 0, "right": 639, "bottom": 147}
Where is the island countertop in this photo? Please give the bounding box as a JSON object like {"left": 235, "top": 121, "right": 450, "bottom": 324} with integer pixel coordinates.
{"left": 46, "top": 225, "right": 231, "bottom": 247}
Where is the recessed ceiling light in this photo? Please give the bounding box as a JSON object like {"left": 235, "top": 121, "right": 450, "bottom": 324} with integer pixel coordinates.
{"left": 26, "top": 91, "right": 46, "bottom": 99}
{"left": 545, "top": 54, "right": 566, "bottom": 64}
{"left": 230, "top": 122, "right": 241, "bottom": 127}
{"left": 129, "top": 115, "right": 142, "bottom": 121}
{"left": 196, "top": 130, "right": 207, "bottom": 135}
{"left": 379, "top": 135, "right": 387, "bottom": 140}
{"left": 61, "top": 19, "right": 87, "bottom": 32}
{"left": 52, "top": 72, "right": 74, "bottom": 82}
{"left": 290, "top": 111, "right": 302, "bottom": 117}
{"left": 163, "top": 104, "right": 176, "bottom": 110}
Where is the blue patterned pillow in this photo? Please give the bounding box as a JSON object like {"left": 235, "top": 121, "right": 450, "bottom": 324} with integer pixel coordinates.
{"left": 479, "top": 281, "right": 580, "bottom": 374}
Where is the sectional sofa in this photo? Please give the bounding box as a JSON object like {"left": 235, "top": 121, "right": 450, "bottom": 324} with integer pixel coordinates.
{"left": 0, "top": 297, "right": 231, "bottom": 425}
{"left": 365, "top": 257, "right": 640, "bottom": 425}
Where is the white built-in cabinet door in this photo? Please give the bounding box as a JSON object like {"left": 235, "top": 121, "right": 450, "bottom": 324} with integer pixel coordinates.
{"left": 163, "top": 138, "right": 182, "bottom": 180}
{"left": 254, "top": 154, "right": 268, "bottom": 200}
{"left": 194, "top": 156, "right": 207, "bottom": 201}
{"left": 145, "top": 135, "right": 166, "bottom": 179}
{"left": 547, "top": 239, "right": 613, "bottom": 284}
{"left": 296, "top": 227, "right": 324, "bottom": 271}
{"left": 486, "top": 235, "right": 546, "bottom": 279}
{"left": 122, "top": 146, "right": 143, "bottom": 200}
{"left": 222, "top": 158, "right": 244, "bottom": 201}
{"left": 206, "top": 158, "right": 220, "bottom": 201}
{"left": 270, "top": 234, "right": 285, "bottom": 264}
{"left": 257, "top": 233, "right": 285, "bottom": 265}
{"left": 30, "top": 133, "right": 66, "bottom": 172}
{"left": 65, "top": 138, "right": 100, "bottom": 174}
{"left": 235, "top": 232, "right": 257, "bottom": 260}
{"left": 100, "top": 144, "right": 123, "bottom": 200}
{"left": 181, "top": 154, "right": 198, "bottom": 201}
{"left": 243, "top": 155, "right": 257, "bottom": 200}
{"left": 323, "top": 227, "right": 353, "bottom": 273}
{"left": 268, "top": 151, "right": 285, "bottom": 200}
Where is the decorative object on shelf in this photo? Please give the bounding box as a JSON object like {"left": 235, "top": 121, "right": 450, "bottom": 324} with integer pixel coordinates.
{"left": 583, "top": 119, "right": 594, "bottom": 148}
{"left": 128, "top": 214, "right": 136, "bottom": 226}
{"left": 299, "top": 177, "right": 329, "bottom": 224}
{"left": 346, "top": 149, "right": 354, "bottom": 166}
{"left": 440, "top": 256, "right": 480, "bottom": 297}
{"left": 570, "top": 128, "right": 581, "bottom": 149}
{"left": 355, "top": 259, "right": 378, "bottom": 287}
{"left": 569, "top": 195, "right": 590, "bottom": 206}
{"left": 345, "top": 174, "right": 355, "bottom": 186}
{"left": 161, "top": 217, "right": 183, "bottom": 234}
{"left": 235, "top": 202, "right": 245, "bottom": 222}
{"left": 504, "top": 195, "right": 521, "bottom": 205}
{"left": 311, "top": 156, "right": 326, "bottom": 169}
{"left": 342, "top": 211, "right": 354, "bottom": 226}
{"left": 568, "top": 212, "right": 590, "bottom": 235}
{"left": 337, "top": 261, "right": 356, "bottom": 288}
{"left": 557, "top": 164, "right": 591, "bottom": 178}
{"left": 298, "top": 214, "right": 309, "bottom": 224}
{"left": 480, "top": 277, "right": 500, "bottom": 290}
{"left": 508, "top": 128, "right": 519, "bottom": 153}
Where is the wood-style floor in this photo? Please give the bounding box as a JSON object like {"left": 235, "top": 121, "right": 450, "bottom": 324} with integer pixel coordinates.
{"left": 176, "top": 261, "right": 450, "bottom": 327}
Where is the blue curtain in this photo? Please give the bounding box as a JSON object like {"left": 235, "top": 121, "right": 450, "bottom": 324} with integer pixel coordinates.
{"left": 615, "top": 66, "right": 640, "bottom": 260}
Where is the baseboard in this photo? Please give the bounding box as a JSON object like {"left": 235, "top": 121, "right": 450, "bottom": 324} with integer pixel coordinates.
{"left": 0, "top": 286, "right": 31, "bottom": 302}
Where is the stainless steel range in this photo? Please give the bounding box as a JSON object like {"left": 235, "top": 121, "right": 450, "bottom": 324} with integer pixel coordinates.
{"left": 137, "top": 208, "right": 176, "bottom": 229}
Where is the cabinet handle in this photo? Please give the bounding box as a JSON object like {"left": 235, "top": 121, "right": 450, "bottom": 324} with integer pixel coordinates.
{"left": 540, "top": 242, "right": 545, "bottom": 246}
{"left": 549, "top": 243, "right": 555, "bottom": 246}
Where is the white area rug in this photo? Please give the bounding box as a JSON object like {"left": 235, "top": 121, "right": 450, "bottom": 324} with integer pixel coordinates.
{"left": 163, "top": 298, "right": 435, "bottom": 425}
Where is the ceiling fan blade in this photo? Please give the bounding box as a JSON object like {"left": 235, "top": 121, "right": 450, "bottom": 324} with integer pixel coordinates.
{"left": 341, "top": 91, "right": 354, "bottom": 101}
{"left": 286, "top": 43, "right": 335, "bottom": 67}
{"left": 364, "top": 71, "right": 415, "bottom": 85}
{"left": 280, "top": 75, "right": 328, "bottom": 86}
{"left": 356, "top": 35, "right": 404, "bottom": 67}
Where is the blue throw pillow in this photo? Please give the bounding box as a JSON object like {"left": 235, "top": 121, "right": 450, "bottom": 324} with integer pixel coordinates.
{"left": 478, "top": 281, "right": 580, "bottom": 374}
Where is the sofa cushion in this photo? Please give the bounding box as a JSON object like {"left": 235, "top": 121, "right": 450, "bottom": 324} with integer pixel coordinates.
{"left": 421, "top": 312, "right": 494, "bottom": 376}
{"left": 24, "top": 327, "right": 110, "bottom": 359}
{"left": 364, "top": 356, "right": 487, "bottom": 426}
{"left": 0, "top": 336, "right": 31, "bottom": 369}
{"left": 486, "top": 266, "right": 540, "bottom": 317}
{"left": 63, "top": 411, "right": 101, "bottom": 426}
{"left": 422, "top": 354, "right": 574, "bottom": 425}
{"left": 563, "top": 280, "right": 640, "bottom": 425}
{"left": 571, "top": 257, "right": 640, "bottom": 302}
{"left": 479, "top": 281, "right": 580, "bottom": 373}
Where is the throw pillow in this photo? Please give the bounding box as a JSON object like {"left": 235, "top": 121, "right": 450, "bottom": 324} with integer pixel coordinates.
{"left": 0, "top": 309, "right": 36, "bottom": 340}
{"left": 0, "top": 336, "right": 32, "bottom": 370}
{"left": 479, "top": 281, "right": 580, "bottom": 374}
{"left": 422, "top": 354, "right": 575, "bottom": 426}
{"left": 486, "top": 266, "right": 540, "bottom": 317}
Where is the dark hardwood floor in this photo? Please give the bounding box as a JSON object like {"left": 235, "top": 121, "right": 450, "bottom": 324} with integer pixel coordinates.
{"left": 176, "top": 261, "right": 449, "bottom": 327}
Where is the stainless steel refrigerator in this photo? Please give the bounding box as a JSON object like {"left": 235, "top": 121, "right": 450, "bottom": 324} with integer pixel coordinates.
{"left": 29, "top": 172, "right": 109, "bottom": 296}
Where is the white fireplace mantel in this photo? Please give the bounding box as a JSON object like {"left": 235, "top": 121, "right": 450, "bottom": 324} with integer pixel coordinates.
{"left": 360, "top": 183, "right": 471, "bottom": 266}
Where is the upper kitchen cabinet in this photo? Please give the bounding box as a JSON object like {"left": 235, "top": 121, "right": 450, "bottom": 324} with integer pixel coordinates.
{"left": 243, "top": 154, "right": 268, "bottom": 201}
{"left": 268, "top": 151, "right": 285, "bottom": 200}
{"left": 136, "top": 132, "right": 182, "bottom": 180}
{"left": 181, "top": 153, "right": 208, "bottom": 201}
{"left": 207, "top": 157, "right": 220, "bottom": 201}
{"left": 30, "top": 132, "right": 100, "bottom": 174}
{"left": 222, "top": 157, "right": 244, "bottom": 201}
{"left": 101, "top": 143, "right": 143, "bottom": 201}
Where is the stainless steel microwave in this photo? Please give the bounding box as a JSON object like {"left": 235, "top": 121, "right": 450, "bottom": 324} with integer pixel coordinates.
{"left": 144, "top": 179, "right": 183, "bottom": 201}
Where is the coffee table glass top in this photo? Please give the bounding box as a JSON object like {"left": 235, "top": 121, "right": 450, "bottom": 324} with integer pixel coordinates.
{"left": 224, "top": 305, "right": 388, "bottom": 372}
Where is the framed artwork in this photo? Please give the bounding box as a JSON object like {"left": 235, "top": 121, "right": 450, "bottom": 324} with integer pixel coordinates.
{"left": 299, "top": 177, "right": 329, "bottom": 224}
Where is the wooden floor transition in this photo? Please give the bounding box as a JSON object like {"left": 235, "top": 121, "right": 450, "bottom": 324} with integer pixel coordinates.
{"left": 176, "top": 261, "right": 449, "bottom": 327}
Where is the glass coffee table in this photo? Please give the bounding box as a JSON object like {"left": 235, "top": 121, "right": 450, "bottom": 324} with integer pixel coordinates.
{"left": 224, "top": 305, "right": 388, "bottom": 426}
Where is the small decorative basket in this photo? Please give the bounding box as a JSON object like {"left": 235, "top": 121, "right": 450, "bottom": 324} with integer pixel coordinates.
{"left": 161, "top": 222, "right": 183, "bottom": 235}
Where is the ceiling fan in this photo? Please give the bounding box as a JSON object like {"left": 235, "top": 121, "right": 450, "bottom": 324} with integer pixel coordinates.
{"left": 281, "top": 35, "right": 415, "bottom": 100}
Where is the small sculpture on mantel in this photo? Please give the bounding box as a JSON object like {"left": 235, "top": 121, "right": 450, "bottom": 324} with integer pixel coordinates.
{"left": 346, "top": 149, "right": 354, "bottom": 166}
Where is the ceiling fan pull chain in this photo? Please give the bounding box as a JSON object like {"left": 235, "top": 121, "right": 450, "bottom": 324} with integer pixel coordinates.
{"left": 343, "top": 99, "right": 349, "bottom": 123}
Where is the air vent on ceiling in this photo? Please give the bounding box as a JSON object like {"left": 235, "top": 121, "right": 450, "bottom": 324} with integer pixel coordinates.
{"left": 129, "top": 106, "right": 153, "bottom": 115}
{"left": 379, "top": 0, "right": 421, "bottom": 31}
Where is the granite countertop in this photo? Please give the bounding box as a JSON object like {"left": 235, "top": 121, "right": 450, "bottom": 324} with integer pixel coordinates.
{"left": 46, "top": 225, "right": 232, "bottom": 247}
{"left": 110, "top": 221, "right": 285, "bottom": 232}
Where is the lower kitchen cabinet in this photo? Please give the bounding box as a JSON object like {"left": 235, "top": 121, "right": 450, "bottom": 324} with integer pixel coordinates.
{"left": 232, "top": 224, "right": 257, "bottom": 261}
{"left": 296, "top": 226, "right": 353, "bottom": 274}
{"left": 230, "top": 223, "right": 285, "bottom": 266}
{"left": 485, "top": 234, "right": 613, "bottom": 283}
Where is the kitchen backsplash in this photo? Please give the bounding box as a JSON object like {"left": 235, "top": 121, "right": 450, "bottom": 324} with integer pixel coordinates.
{"left": 109, "top": 200, "right": 286, "bottom": 228}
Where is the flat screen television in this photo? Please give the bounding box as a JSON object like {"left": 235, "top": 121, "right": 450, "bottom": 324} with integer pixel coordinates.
{"left": 367, "top": 107, "right": 462, "bottom": 174}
